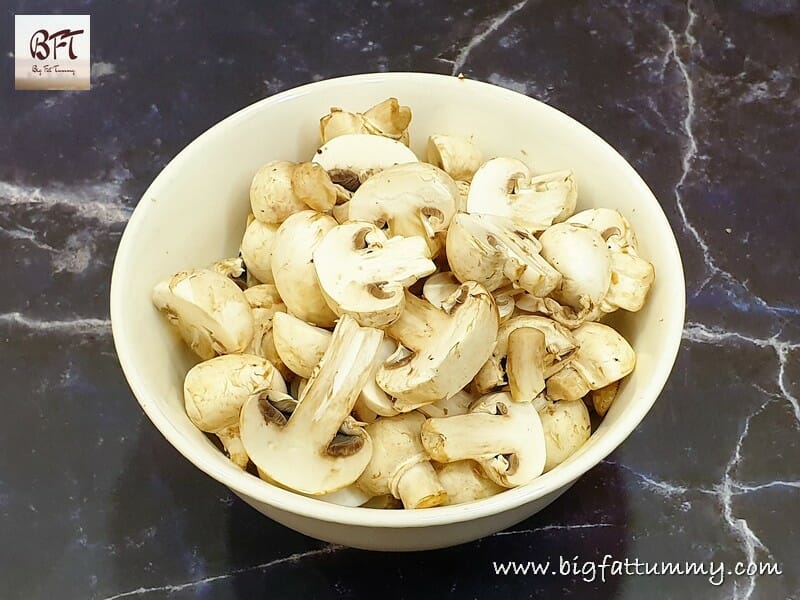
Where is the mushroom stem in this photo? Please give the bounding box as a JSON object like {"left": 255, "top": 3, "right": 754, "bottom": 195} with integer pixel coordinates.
{"left": 421, "top": 412, "right": 516, "bottom": 462}
{"left": 506, "top": 327, "right": 546, "bottom": 402}
{"left": 396, "top": 461, "right": 448, "bottom": 509}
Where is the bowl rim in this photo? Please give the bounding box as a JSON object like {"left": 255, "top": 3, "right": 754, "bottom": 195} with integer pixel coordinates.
{"left": 111, "top": 71, "right": 686, "bottom": 528}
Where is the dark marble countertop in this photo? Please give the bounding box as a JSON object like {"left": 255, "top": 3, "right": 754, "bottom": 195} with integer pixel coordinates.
{"left": 2, "top": 0, "right": 799, "bottom": 598}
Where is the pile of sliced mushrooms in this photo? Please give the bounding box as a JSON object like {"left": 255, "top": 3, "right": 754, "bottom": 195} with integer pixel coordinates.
{"left": 153, "top": 97, "right": 655, "bottom": 509}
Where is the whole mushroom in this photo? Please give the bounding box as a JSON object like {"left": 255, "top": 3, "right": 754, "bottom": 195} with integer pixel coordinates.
{"left": 271, "top": 210, "right": 338, "bottom": 327}
{"left": 240, "top": 216, "right": 279, "bottom": 284}
{"left": 434, "top": 460, "right": 505, "bottom": 505}
{"left": 538, "top": 397, "right": 591, "bottom": 472}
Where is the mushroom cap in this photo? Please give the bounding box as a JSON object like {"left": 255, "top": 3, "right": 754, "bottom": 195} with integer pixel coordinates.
{"left": 474, "top": 315, "right": 577, "bottom": 394}
{"left": 313, "top": 221, "right": 436, "bottom": 328}
{"left": 348, "top": 162, "right": 459, "bottom": 258}
{"left": 467, "top": 158, "right": 576, "bottom": 231}
{"left": 467, "top": 157, "right": 530, "bottom": 215}
{"left": 356, "top": 412, "right": 428, "bottom": 497}
{"left": 271, "top": 311, "right": 332, "bottom": 379}
{"left": 356, "top": 412, "right": 447, "bottom": 508}
{"left": 446, "top": 213, "right": 562, "bottom": 296}
{"left": 538, "top": 398, "right": 591, "bottom": 472}
{"left": 250, "top": 160, "right": 307, "bottom": 224}
{"left": 538, "top": 222, "right": 612, "bottom": 310}
{"left": 434, "top": 460, "right": 505, "bottom": 505}
{"left": 240, "top": 219, "right": 279, "bottom": 284}
{"left": 426, "top": 134, "right": 483, "bottom": 182}
{"left": 566, "top": 209, "right": 654, "bottom": 314}
{"left": 152, "top": 268, "right": 254, "bottom": 360}
{"left": 545, "top": 321, "right": 635, "bottom": 401}
{"left": 420, "top": 391, "right": 547, "bottom": 487}
{"left": 240, "top": 315, "right": 382, "bottom": 495}
{"left": 566, "top": 208, "right": 638, "bottom": 249}
{"left": 570, "top": 321, "right": 636, "bottom": 388}
{"left": 271, "top": 210, "right": 338, "bottom": 328}
{"left": 377, "top": 283, "right": 499, "bottom": 410}
{"left": 311, "top": 133, "right": 418, "bottom": 192}
{"left": 184, "top": 353, "right": 285, "bottom": 433}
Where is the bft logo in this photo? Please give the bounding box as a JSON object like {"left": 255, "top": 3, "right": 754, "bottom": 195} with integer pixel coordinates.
{"left": 15, "top": 15, "right": 91, "bottom": 91}
{"left": 29, "top": 28, "right": 85, "bottom": 60}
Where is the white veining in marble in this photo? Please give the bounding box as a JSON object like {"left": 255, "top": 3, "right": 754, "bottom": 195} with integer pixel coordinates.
{"left": 101, "top": 545, "right": 344, "bottom": 599}
{"left": 491, "top": 522, "right": 615, "bottom": 537}
{"left": 0, "top": 312, "right": 111, "bottom": 336}
{"left": 450, "top": 0, "right": 529, "bottom": 75}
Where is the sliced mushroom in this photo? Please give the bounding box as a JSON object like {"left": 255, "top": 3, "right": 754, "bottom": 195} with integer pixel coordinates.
{"left": 417, "top": 389, "right": 474, "bottom": 418}
{"left": 589, "top": 380, "right": 620, "bottom": 417}
{"left": 240, "top": 218, "right": 279, "bottom": 284}
{"left": 210, "top": 256, "right": 247, "bottom": 290}
{"left": 377, "top": 283, "right": 499, "bottom": 411}
{"left": 492, "top": 287, "right": 520, "bottom": 323}
{"left": 356, "top": 412, "right": 447, "bottom": 509}
{"left": 184, "top": 354, "right": 286, "bottom": 468}
{"left": 455, "top": 180, "right": 470, "bottom": 212}
{"left": 361, "top": 495, "right": 404, "bottom": 509}
{"left": 291, "top": 162, "right": 338, "bottom": 212}
{"left": 446, "top": 213, "right": 562, "bottom": 297}
{"left": 271, "top": 210, "right": 338, "bottom": 327}
{"left": 271, "top": 311, "right": 332, "bottom": 379}
{"left": 538, "top": 398, "right": 591, "bottom": 472}
{"left": 362, "top": 97, "right": 412, "bottom": 144}
{"left": 289, "top": 376, "right": 307, "bottom": 400}
{"left": 421, "top": 392, "right": 546, "bottom": 487}
{"left": 434, "top": 460, "right": 505, "bottom": 505}
{"left": 316, "top": 485, "right": 374, "bottom": 507}
{"left": 513, "top": 294, "right": 602, "bottom": 329}
{"left": 426, "top": 134, "right": 483, "bottom": 182}
{"left": 354, "top": 337, "right": 401, "bottom": 420}
{"left": 240, "top": 315, "right": 382, "bottom": 495}
{"left": 311, "top": 133, "right": 418, "bottom": 193}
{"left": 506, "top": 327, "right": 547, "bottom": 402}
{"left": 250, "top": 161, "right": 308, "bottom": 224}
{"left": 474, "top": 315, "right": 577, "bottom": 396}
{"left": 243, "top": 284, "right": 292, "bottom": 381}
{"left": 348, "top": 162, "right": 459, "bottom": 258}
{"left": 421, "top": 272, "right": 461, "bottom": 307}
{"left": 546, "top": 322, "right": 636, "bottom": 401}
{"left": 320, "top": 98, "right": 412, "bottom": 145}
{"left": 538, "top": 222, "right": 612, "bottom": 321}
{"left": 313, "top": 221, "right": 436, "bottom": 328}
{"left": 152, "top": 269, "right": 254, "bottom": 360}
{"left": 566, "top": 209, "right": 655, "bottom": 313}
{"left": 422, "top": 272, "right": 517, "bottom": 323}
{"left": 331, "top": 201, "right": 350, "bottom": 224}
{"left": 467, "top": 158, "right": 577, "bottom": 231}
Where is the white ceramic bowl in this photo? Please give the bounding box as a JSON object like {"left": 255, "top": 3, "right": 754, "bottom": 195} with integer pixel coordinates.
{"left": 111, "top": 72, "right": 685, "bottom": 551}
